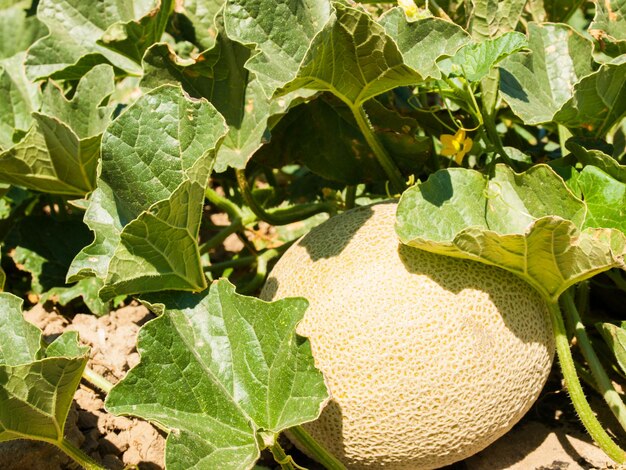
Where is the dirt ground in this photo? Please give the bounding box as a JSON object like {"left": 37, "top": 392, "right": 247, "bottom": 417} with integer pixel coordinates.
{"left": 1, "top": 302, "right": 624, "bottom": 470}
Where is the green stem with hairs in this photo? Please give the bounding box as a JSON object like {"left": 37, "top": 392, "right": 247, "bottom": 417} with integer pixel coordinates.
{"left": 561, "top": 290, "right": 626, "bottom": 432}
{"left": 204, "top": 255, "right": 257, "bottom": 273}
{"left": 239, "top": 241, "right": 296, "bottom": 295}
{"left": 236, "top": 170, "right": 335, "bottom": 226}
{"left": 289, "top": 426, "right": 347, "bottom": 470}
{"left": 268, "top": 439, "right": 303, "bottom": 470}
{"left": 547, "top": 300, "right": 626, "bottom": 463}
{"left": 352, "top": 106, "right": 406, "bottom": 194}
{"left": 82, "top": 367, "right": 113, "bottom": 394}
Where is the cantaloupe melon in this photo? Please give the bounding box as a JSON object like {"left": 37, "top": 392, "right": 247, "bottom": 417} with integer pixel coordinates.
{"left": 261, "top": 201, "right": 555, "bottom": 470}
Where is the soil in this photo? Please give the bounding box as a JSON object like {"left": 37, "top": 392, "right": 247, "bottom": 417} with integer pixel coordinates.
{"left": 1, "top": 302, "right": 624, "bottom": 470}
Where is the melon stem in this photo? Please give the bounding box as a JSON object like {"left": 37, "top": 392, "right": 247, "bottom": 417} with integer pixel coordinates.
{"left": 560, "top": 290, "right": 626, "bottom": 432}
{"left": 547, "top": 300, "right": 626, "bottom": 463}
{"left": 288, "top": 425, "right": 347, "bottom": 470}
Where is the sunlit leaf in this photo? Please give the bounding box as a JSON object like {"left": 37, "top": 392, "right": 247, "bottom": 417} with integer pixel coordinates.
{"left": 499, "top": 22, "right": 594, "bottom": 125}
{"left": 69, "top": 85, "right": 228, "bottom": 300}
{"left": 0, "top": 293, "right": 88, "bottom": 443}
{"left": 396, "top": 164, "right": 626, "bottom": 301}
{"left": 279, "top": 3, "right": 422, "bottom": 107}
{"left": 379, "top": 7, "right": 470, "bottom": 80}
{"left": 224, "top": 0, "right": 332, "bottom": 97}
{"left": 106, "top": 279, "right": 329, "bottom": 470}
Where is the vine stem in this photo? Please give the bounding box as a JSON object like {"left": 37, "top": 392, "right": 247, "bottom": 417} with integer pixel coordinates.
{"left": 547, "top": 300, "right": 626, "bottom": 463}
{"left": 561, "top": 290, "right": 626, "bottom": 432}
{"left": 352, "top": 106, "right": 406, "bottom": 194}
{"left": 57, "top": 437, "right": 106, "bottom": 470}
{"left": 235, "top": 170, "right": 335, "bottom": 225}
{"left": 289, "top": 425, "right": 347, "bottom": 470}
{"left": 268, "top": 439, "right": 304, "bottom": 470}
{"left": 82, "top": 367, "right": 113, "bottom": 394}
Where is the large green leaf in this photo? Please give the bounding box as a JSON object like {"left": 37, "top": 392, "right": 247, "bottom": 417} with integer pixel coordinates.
{"left": 378, "top": 8, "right": 470, "bottom": 80}
{"left": 468, "top": 0, "right": 526, "bottom": 39}
{"left": 0, "top": 1, "right": 46, "bottom": 59}
{"left": 589, "top": 0, "right": 626, "bottom": 56}
{"left": 396, "top": 164, "right": 626, "bottom": 301}
{"left": 106, "top": 279, "right": 329, "bottom": 470}
{"left": 0, "top": 52, "right": 40, "bottom": 150}
{"left": 223, "top": 0, "right": 332, "bottom": 97}
{"left": 553, "top": 61, "right": 626, "bottom": 137}
{"left": 141, "top": 38, "right": 302, "bottom": 172}
{"left": 24, "top": 0, "right": 171, "bottom": 79}
{"left": 0, "top": 293, "right": 89, "bottom": 443}
{"left": 499, "top": 22, "right": 594, "bottom": 125}
{"left": 69, "top": 85, "right": 228, "bottom": 300}
{"left": 438, "top": 31, "right": 527, "bottom": 82}
{"left": 0, "top": 64, "right": 115, "bottom": 195}
{"left": 279, "top": 3, "right": 422, "bottom": 107}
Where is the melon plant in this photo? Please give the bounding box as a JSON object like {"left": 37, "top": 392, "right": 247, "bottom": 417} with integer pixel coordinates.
{"left": 0, "top": 0, "right": 625, "bottom": 469}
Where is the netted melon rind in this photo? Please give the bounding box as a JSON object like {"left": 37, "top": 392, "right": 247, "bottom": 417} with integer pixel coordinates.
{"left": 262, "top": 202, "right": 555, "bottom": 470}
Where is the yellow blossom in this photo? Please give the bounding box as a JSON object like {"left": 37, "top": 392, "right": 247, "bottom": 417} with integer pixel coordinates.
{"left": 397, "top": 0, "right": 419, "bottom": 20}
{"left": 440, "top": 129, "right": 473, "bottom": 165}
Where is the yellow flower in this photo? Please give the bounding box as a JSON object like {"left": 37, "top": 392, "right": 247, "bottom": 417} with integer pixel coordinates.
{"left": 397, "top": 0, "right": 419, "bottom": 20}
{"left": 440, "top": 129, "right": 473, "bottom": 165}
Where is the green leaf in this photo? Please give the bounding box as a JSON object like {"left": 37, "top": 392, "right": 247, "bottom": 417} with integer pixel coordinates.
{"left": 589, "top": 0, "right": 626, "bottom": 56}
{"left": 396, "top": 164, "right": 626, "bottom": 301}
{"left": 0, "top": 127, "right": 88, "bottom": 195}
{"left": 0, "top": 293, "right": 88, "bottom": 443}
{"left": 596, "top": 322, "right": 626, "bottom": 376}
{"left": 43, "top": 277, "right": 109, "bottom": 317}
{"left": 499, "top": 22, "right": 594, "bottom": 125}
{"left": 0, "top": 52, "right": 40, "bottom": 150}
{"left": 438, "top": 31, "right": 527, "bottom": 82}
{"left": 106, "top": 279, "right": 329, "bottom": 470}
{"left": 553, "top": 61, "right": 626, "bottom": 137}
{"left": 70, "top": 85, "right": 228, "bottom": 299}
{"left": 24, "top": 0, "right": 170, "bottom": 79}
{"left": 0, "top": 64, "right": 116, "bottom": 195}
{"left": 567, "top": 140, "right": 626, "bottom": 183}
{"left": 0, "top": 1, "right": 46, "bottom": 59}
{"left": 141, "top": 39, "right": 301, "bottom": 172}
{"left": 99, "top": 180, "right": 209, "bottom": 299}
{"left": 468, "top": 0, "right": 526, "bottom": 39}
{"left": 578, "top": 165, "right": 626, "bottom": 232}
{"left": 46, "top": 331, "right": 89, "bottom": 358}
{"left": 279, "top": 3, "right": 422, "bottom": 107}
{"left": 223, "top": 0, "right": 332, "bottom": 97}
{"left": 0, "top": 294, "right": 42, "bottom": 366}
{"left": 40, "top": 64, "right": 116, "bottom": 139}
{"left": 0, "top": 266, "right": 5, "bottom": 291}
{"left": 99, "top": 0, "right": 174, "bottom": 65}
{"left": 379, "top": 8, "right": 470, "bottom": 80}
